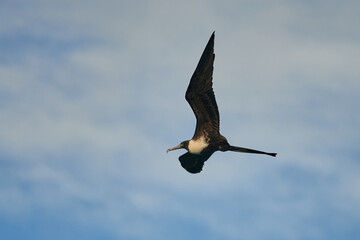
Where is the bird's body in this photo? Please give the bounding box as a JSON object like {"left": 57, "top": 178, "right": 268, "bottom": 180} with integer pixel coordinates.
{"left": 167, "top": 32, "right": 277, "bottom": 173}
{"left": 188, "top": 136, "right": 209, "bottom": 154}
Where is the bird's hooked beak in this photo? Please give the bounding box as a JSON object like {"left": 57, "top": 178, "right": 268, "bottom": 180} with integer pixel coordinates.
{"left": 166, "top": 143, "right": 183, "bottom": 153}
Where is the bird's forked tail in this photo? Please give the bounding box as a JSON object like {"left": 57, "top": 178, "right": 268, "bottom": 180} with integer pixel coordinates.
{"left": 228, "top": 145, "right": 277, "bottom": 157}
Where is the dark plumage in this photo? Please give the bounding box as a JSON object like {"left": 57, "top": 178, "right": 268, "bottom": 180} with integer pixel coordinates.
{"left": 167, "top": 32, "right": 277, "bottom": 174}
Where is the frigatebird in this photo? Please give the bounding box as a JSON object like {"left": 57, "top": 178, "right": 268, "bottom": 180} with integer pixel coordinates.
{"left": 167, "top": 32, "right": 277, "bottom": 174}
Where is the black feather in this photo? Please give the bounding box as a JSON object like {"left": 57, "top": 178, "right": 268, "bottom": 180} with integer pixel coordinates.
{"left": 186, "top": 32, "right": 219, "bottom": 139}
{"left": 178, "top": 152, "right": 213, "bottom": 174}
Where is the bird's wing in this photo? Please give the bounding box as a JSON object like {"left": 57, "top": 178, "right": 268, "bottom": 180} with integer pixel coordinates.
{"left": 178, "top": 152, "right": 213, "bottom": 174}
{"left": 186, "top": 32, "right": 220, "bottom": 139}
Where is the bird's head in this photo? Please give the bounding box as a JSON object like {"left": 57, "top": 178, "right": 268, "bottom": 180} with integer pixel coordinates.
{"left": 167, "top": 140, "right": 189, "bottom": 153}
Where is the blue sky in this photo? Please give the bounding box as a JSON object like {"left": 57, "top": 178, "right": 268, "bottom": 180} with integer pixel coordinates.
{"left": 1, "top": 0, "right": 360, "bottom": 239}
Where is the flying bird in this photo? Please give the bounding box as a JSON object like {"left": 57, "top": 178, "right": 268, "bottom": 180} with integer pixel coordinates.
{"left": 167, "top": 32, "right": 277, "bottom": 174}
